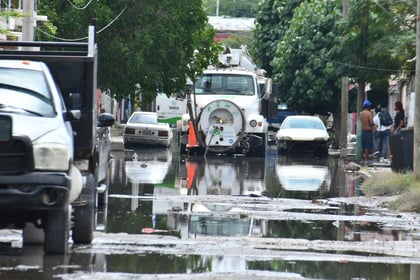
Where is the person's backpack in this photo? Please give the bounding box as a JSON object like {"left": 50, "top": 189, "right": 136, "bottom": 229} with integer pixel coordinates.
{"left": 379, "top": 111, "right": 393, "bottom": 126}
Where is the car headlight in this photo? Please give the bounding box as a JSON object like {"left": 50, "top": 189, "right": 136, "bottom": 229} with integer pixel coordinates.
{"left": 34, "top": 143, "right": 70, "bottom": 171}
{"left": 249, "top": 120, "right": 257, "bottom": 127}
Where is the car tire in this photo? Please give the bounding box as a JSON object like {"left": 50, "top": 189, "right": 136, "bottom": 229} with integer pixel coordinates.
{"left": 72, "top": 174, "right": 95, "bottom": 244}
{"left": 44, "top": 204, "right": 70, "bottom": 254}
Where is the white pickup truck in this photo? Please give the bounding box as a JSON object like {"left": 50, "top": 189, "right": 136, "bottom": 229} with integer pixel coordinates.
{"left": 0, "top": 26, "right": 114, "bottom": 254}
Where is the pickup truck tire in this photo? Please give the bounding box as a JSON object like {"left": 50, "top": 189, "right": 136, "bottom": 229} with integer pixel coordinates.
{"left": 97, "top": 171, "right": 109, "bottom": 207}
{"left": 72, "top": 174, "right": 95, "bottom": 244}
{"left": 44, "top": 204, "right": 70, "bottom": 254}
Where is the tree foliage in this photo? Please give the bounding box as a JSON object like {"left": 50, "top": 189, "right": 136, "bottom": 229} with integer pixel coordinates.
{"left": 253, "top": 0, "right": 305, "bottom": 77}
{"left": 336, "top": 0, "right": 416, "bottom": 81}
{"left": 37, "top": 1, "right": 220, "bottom": 106}
{"left": 254, "top": 0, "right": 416, "bottom": 115}
{"left": 271, "top": 0, "right": 342, "bottom": 115}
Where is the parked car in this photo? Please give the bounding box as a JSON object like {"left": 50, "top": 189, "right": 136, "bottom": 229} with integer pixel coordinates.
{"left": 123, "top": 112, "right": 173, "bottom": 148}
{"left": 276, "top": 115, "right": 329, "bottom": 155}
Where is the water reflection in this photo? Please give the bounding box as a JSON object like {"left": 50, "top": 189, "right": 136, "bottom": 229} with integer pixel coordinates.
{"left": 0, "top": 145, "right": 419, "bottom": 279}
{"left": 275, "top": 155, "right": 331, "bottom": 199}
{"left": 107, "top": 148, "right": 414, "bottom": 243}
{"left": 178, "top": 156, "right": 267, "bottom": 196}
{"left": 124, "top": 147, "right": 173, "bottom": 184}
{"left": 102, "top": 145, "right": 420, "bottom": 279}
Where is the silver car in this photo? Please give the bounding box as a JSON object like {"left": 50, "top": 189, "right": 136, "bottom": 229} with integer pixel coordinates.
{"left": 123, "top": 111, "right": 173, "bottom": 148}
{"left": 276, "top": 115, "right": 329, "bottom": 155}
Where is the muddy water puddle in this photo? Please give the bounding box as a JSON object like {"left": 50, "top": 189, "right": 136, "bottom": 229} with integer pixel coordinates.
{"left": 0, "top": 145, "right": 419, "bottom": 279}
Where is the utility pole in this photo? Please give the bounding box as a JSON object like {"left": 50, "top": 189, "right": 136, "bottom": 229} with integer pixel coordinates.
{"left": 340, "top": 0, "right": 349, "bottom": 158}
{"left": 414, "top": 0, "right": 420, "bottom": 179}
{"left": 22, "top": 0, "right": 35, "bottom": 41}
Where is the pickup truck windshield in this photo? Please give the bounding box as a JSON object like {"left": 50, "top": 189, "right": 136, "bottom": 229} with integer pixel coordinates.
{"left": 0, "top": 68, "right": 55, "bottom": 116}
{"left": 194, "top": 74, "right": 255, "bottom": 96}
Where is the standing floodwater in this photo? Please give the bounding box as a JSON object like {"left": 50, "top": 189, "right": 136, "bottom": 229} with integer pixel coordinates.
{"left": 0, "top": 143, "right": 419, "bottom": 279}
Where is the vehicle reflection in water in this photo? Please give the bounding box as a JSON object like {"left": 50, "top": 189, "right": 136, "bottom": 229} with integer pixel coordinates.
{"left": 124, "top": 147, "right": 174, "bottom": 212}
{"left": 178, "top": 156, "right": 267, "bottom": 196}
{"left": 124, "top": 147, "right": 173, "bottom": 185}
{"left": 150, "top": 155, "right": 268, "bottom": 239}
{"left": 108, "top": 148, "right": 414, "bottom": 242}
{"left": 275, "top": 155, "right": 331, "bottom": 199}
{"left": 0, "top": 146, "right": 418, "bottom": 279}
{"left": 107, "top": 149, "right": 416, "bottom": 279}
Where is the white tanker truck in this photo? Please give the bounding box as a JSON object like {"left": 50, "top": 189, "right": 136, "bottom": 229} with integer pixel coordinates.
{"left": 179, "top": 46, "right": 274, "bottom": 157}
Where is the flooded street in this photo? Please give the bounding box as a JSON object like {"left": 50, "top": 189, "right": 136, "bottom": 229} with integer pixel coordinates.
{"left": 0, "top": 141, "right": 419, "bottom": 279}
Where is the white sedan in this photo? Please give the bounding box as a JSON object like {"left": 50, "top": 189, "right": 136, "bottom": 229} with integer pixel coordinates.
{"left": 123, "top": 112, "right": 173, "bottom": 148}
{"left": 276, "top": 115, "right": 329, "bottom": 155}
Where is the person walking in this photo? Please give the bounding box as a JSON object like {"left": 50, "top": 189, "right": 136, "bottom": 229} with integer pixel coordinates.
{"left": 360, "top": 100, "right": 375, "bottom": 165}
{"left": 392, "top": 101, "right": 405, "bottom": 135}
{"left": 373, "top": 106, "right": 392, "bottom": 160}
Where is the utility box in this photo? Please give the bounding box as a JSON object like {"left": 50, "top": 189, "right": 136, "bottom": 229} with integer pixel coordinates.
{"left": 388, "top": 130, "right": 413, "bottom": 172}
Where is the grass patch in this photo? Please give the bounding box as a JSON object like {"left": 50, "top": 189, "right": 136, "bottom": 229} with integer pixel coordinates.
{"left": 361, "top": 171, "right": 420, "bottom": 213}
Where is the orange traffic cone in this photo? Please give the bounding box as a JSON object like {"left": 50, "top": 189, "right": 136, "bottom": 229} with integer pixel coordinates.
{"left": 187, "top": 121, "right": 199, "bottom": 147}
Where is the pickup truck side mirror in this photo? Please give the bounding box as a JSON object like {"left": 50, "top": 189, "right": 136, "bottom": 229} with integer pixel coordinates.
{"left": 97, "top": 112, "right": 115, "bottom": 127}
{"left": 64, "top": 110, "right": 81, "bottom": 121}
{"left": 64, "top": 92, "right": 82, "bottom": 121}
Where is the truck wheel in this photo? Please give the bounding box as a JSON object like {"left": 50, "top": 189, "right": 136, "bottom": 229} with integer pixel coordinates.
{"left": 44, "top": 204, "right": 70, "bottom": 254}
{"left": 72, "top": 174, "right": 95, "bottom": 244}
{"left": 97, "top": 171, "right": 109, "bottom": 207}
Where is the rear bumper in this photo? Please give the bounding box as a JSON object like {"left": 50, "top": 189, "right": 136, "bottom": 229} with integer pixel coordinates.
{"left": 0, "top": 172, "right": 70, "bottom": 210}
{"left": 124, "top": 135, "right": 171, "bottom": 146}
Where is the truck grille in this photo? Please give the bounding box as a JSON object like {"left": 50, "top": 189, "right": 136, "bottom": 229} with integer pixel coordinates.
{"left": 0, "top": 137, "right": 33, "bottom": 175}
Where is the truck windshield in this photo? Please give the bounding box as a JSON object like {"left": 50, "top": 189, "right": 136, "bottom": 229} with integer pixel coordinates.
{"left": 194, "top": 74, "right": 255, "bottom": 96}
{"left": 0, "top": 68, "right": 54, "bottom": 116}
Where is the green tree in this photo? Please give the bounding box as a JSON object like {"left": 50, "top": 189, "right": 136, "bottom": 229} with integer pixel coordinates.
{"left": 335, "top": 0, "right": 416, "bottom": 110}
{"left": 271, "top": 0, "right": 342, "bottom": 115}
{"left": 257, "top": 0, "right": 416, "bottom": 114}
{"left": 37, "top": 1, "right": 220, "bottom": 107}
{"left": 253, "top": 0, "right": 305, "bottom": 77}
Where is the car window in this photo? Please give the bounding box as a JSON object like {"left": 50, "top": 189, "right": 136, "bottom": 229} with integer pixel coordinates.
{"left": 284, "top": 118, "right": 324, "bottom": 130}
{"left": 194, "top": 74, "right": 254, "bottom": 95}
{"left": 0, "top": 68, "right": 55, "bottom": 117}
{"left": 130, "top": 114, "right": 157, "bottom": 124}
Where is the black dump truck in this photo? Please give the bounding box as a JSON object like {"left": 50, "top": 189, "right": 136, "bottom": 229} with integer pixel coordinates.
{"left": 0, "top": 25, "right": 114, "bottom": 254}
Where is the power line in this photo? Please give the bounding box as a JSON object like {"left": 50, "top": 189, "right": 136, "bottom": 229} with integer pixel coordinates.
{"left": 316, "top": 56, "right": 414, "bottom": 73}
{"left": 65, "top": 0, "right": 94, "bottom": 10}
{"left": 36, "top": 6, "right": 128, "bottom": 42}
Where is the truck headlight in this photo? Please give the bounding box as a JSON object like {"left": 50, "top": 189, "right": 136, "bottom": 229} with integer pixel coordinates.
{"left": 34, "top": 143, "right": 69, "bottom": 171}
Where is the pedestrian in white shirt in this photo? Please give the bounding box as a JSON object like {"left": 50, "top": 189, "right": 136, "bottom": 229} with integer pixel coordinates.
{"left": 373, "top": 106, "right": 392, "bottom": 160}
